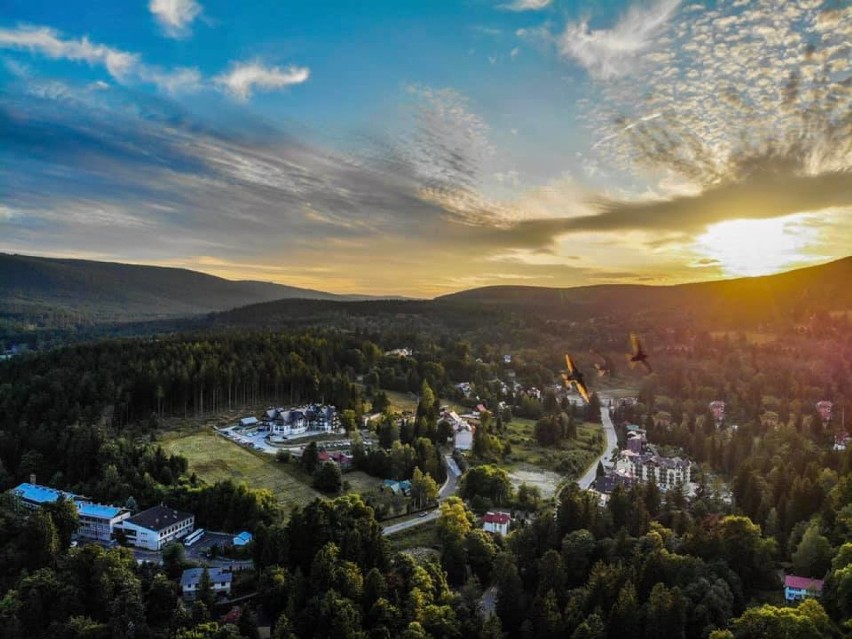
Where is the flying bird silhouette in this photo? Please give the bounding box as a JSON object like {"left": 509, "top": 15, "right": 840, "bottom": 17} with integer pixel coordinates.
{"left": 590, "top": 349, "right": 612, "bottom": 378}
{"left": 562, "top": 354, "right": 591, "bottom": 404}
{"left": 627, "top": 332, "right": 652, "bottom": 373}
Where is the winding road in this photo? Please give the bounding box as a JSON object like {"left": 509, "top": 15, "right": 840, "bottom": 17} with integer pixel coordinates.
{"left": 576, "top": 396, "right": 619, "bottom": 490}
{"left": 381, "top": 454, "right": 461, "bottom": 536}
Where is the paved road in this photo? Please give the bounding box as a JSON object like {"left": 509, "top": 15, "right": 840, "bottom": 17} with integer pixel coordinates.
{"left": 577, "top": 397, "right": 619, "bottom": 490}
{"left": 382, "top": 454, "right": 461, "bottom": 536}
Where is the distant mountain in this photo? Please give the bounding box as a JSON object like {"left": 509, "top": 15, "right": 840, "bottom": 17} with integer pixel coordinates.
{"left": 0, "top": 253, "right": 389, "bottom": 328}
{"left": 437, "top": 257, "right": 852, "bottom": 325}
{"left": 206, "top": 257, "right": 852, "bottom": 343}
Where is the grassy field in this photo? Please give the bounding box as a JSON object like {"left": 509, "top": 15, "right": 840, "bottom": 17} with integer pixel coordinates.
{"left": 386, "top": 520, "right": 440, "bottom": 553}
{"left": 503, "top": 417, "right": 603, "bottom": 477}
{"left": 344, "top": 470, "right": 384, "bottom": 494}
{"left": 161, "top": 430, "right": 323, "bottom": 512}
{"left": 370, "top": 388, "right": 468, "bottom": 415}
{"left": 161, "top": 429, "right": 387, "bottom": 513}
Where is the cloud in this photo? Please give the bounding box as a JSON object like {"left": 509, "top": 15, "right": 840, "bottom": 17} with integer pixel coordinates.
{"left": 149, "top": 0, "right": 202, "bottom": 39}
{"left": 402, "top": 86, "right": 495, "bottom": 193}
{"left": 0, "top": 25, "right": 138, "bottom": 81}
{"left": 215, "top": 62, "right": 310, "bottom": 101}
{"left": 0, "top": 25, "right": 308, "bottom": 100}
{"left": 0, "top": 25, "right": 204, "bottom": 94}
{"left": 558, "top": 0, "right": 680, "bottom": 79}
{"left": 500, "top": 0, "right": 552, "bottom": 11}
{"left": 141, "top": 66, "right": 203, "bottom": 94}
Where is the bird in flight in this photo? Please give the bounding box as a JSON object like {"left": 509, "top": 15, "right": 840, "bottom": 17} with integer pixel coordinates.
{"left": 590, "top": 349, "right": 612, "bottom": 378}
{"left": 563, "top": 354, "right": 591, "bottom": 404}
{"left": 627, "top": 332, "right": 652, "bottom": 373}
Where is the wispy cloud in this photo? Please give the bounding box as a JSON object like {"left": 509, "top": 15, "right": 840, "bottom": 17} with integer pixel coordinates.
{"left": 215, "top": 62, "right": 310, "bottom": 101}
{"left": 558, "top": 0, "right": 680, "bottom": 79}
{"left": 0, "top": 25, "right": 138, "bottom": 81}
{"left": 0, "top": 25, "right": 308, "bottom": 100}
{"left": 149, "top": 0, "right": 202, "bottom": 39}
{"left": 499, "top": 0, "right": 552, "bottom": 11}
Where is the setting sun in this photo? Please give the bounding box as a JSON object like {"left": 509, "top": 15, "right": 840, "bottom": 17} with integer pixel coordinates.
{"left": 694, "top": 216, "right": 820, "bottom": 277}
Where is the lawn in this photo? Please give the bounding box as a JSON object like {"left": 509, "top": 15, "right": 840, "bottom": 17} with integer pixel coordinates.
{"left": 503, "top": 417, "right": 604, "bottom": 478}
{"left": 161, "top": 430, "right": 322, "bottom": 512}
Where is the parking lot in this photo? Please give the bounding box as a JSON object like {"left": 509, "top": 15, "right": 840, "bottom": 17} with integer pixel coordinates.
{"left": 218, "top": 425, "right": 278, "bottom": 454}
{"left": 184, "top": 530, "right": 235, "bottom": 560}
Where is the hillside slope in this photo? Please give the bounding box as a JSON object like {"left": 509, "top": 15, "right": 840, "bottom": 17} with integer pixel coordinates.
{"left": 437, "top": 257, "right": 852, "bottom": 325}
{"left": 0, "top": 253, "right": 370, "bottom": 326}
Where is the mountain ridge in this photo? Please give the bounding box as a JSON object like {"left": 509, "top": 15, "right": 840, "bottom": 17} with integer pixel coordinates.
{"left": 0, "top": 253, "right": 402, "bottom": 326}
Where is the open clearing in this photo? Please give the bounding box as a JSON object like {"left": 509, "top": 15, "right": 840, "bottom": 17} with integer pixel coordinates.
{"left": 161, "top": 429, "right": 323, "bottom": 512}
{"left": 508, "top": 466, "right": 566, "bottom": 499}
{"left": 368, "top": 388, "right": 468, "bottom": 415}
{"left": 504, "top": 417, "right": 603, "bottom": 476}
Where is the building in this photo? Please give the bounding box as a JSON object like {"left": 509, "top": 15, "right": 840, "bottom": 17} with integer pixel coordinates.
{"left": 267, "top": 404, "right": 336, "bottom": 436}
{"left": 118, "top": 505, "right": 195, "bottom": 550}
{"left": 180, "top": 567, "right": 233, "bottom": 600}
{"left": 834, "top": 433, "right": 850, "bottom": 452}
{"left": 454, "top": 424, "right": 474, "bottom": 451}
{"left": 784, "top": 575, "right": 824, "bottom": 602}
{"left": 233, "top": 531, "right": 253, "bottom": 547}
{"left": 9, "top": 482, "right": 132, "bottom": 542}
{"left": 77, "top": 502, "right": 131, "bottom": 542}
{"left": 589, "top": 473, "right": 636, "bottom": 506}
{"left": 317, "top": 450, "right": 353, "bottom": 469}
{"left": 10, "top": 482, "right": 81, "bottom": 510}
{"left": 616, "top": 451, "right": 692, "bottom": 488}
{"left": 382, "top": 480, "right": 412, "bottom": 496}
{"left": 482, "top": 511, "right": 511, "bottom": 536}
{"left": 239, "top": 416, "right": 259, "bottom": 428}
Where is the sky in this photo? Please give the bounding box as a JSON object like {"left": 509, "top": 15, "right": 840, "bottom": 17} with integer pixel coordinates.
{"left": 0, "top": 0, "right": 850, "bottom": 297}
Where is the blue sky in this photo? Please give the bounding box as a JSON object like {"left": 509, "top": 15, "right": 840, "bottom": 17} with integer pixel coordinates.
{"left": 1, "top": 0, "right": 850, "bottom": 295}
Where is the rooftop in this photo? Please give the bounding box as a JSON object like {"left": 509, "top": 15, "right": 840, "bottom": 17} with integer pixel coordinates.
{"left": 785, "top": 575, "right": 824, "bottom": 591}
{"left": 78, "top": 502, "right": 126, "bottom": 519}
{"left": 11, "top": 482, "right": 80, "bottom": 505}
{"left": 125, "top": 505, "right": 193, "bottom": 532}
{"left": 180, "top": 567, "right": 233, "bottom": 588}
{"left": 483, "top": 512, "right": 511, "bottom": 525}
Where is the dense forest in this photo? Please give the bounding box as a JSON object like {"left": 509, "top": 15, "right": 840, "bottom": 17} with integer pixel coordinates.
{"left": 0, "top": 258, "right": 850, "bottom": 638}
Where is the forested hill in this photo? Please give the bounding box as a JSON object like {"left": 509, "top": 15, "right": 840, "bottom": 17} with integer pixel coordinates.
{"left": 437, "top": 256, "right": 852, "bottom": 325}
{"left": 210, "top": 257, "right": 852, "bottom": 341}
{"left": 0, "top": 252, "right": 380, "bottom": 329}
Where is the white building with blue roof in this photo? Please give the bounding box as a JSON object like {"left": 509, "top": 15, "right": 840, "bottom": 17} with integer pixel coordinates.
{"left": 76, "top": 501, "right": 131, "bottom": 541}
{"left": 11, "top": 482, "right": 81, "bottom": 510}
{"left": 10, "top": 482, "right": 130, "bottom": 542}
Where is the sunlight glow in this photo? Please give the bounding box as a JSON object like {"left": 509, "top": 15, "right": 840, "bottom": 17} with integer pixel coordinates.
{"left": 694, "top": 215, "right": 819, "bottom": 277}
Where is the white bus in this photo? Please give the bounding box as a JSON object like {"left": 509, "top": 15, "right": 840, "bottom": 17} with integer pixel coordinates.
{"left": 183, "top": 528, "right": 205, "bottom": 547}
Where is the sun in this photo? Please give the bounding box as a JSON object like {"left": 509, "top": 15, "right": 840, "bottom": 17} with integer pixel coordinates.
{"left": 694, "top": 215, "right": 819, "bottom": 277}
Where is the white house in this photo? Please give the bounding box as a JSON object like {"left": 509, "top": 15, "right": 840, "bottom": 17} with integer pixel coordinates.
{"left": 240, "top": 416, "right": 259, "bottom": 428}
{"left": 834, "top": 433, "right": 850, "bottom": 451}
{"left": 180, "top": 567, "right": 233, "bottom": 600}
{"left": 784, "top": 575, "right": 824, "bottom": 602}
{"left": 118, "top": 505, "right": 195, "bottom": 551}
{"left": 482, "top": 511, "right": 511, "bottom": 536}
{"left": 77, "top": 502, "right": 131, "bottom": 542}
